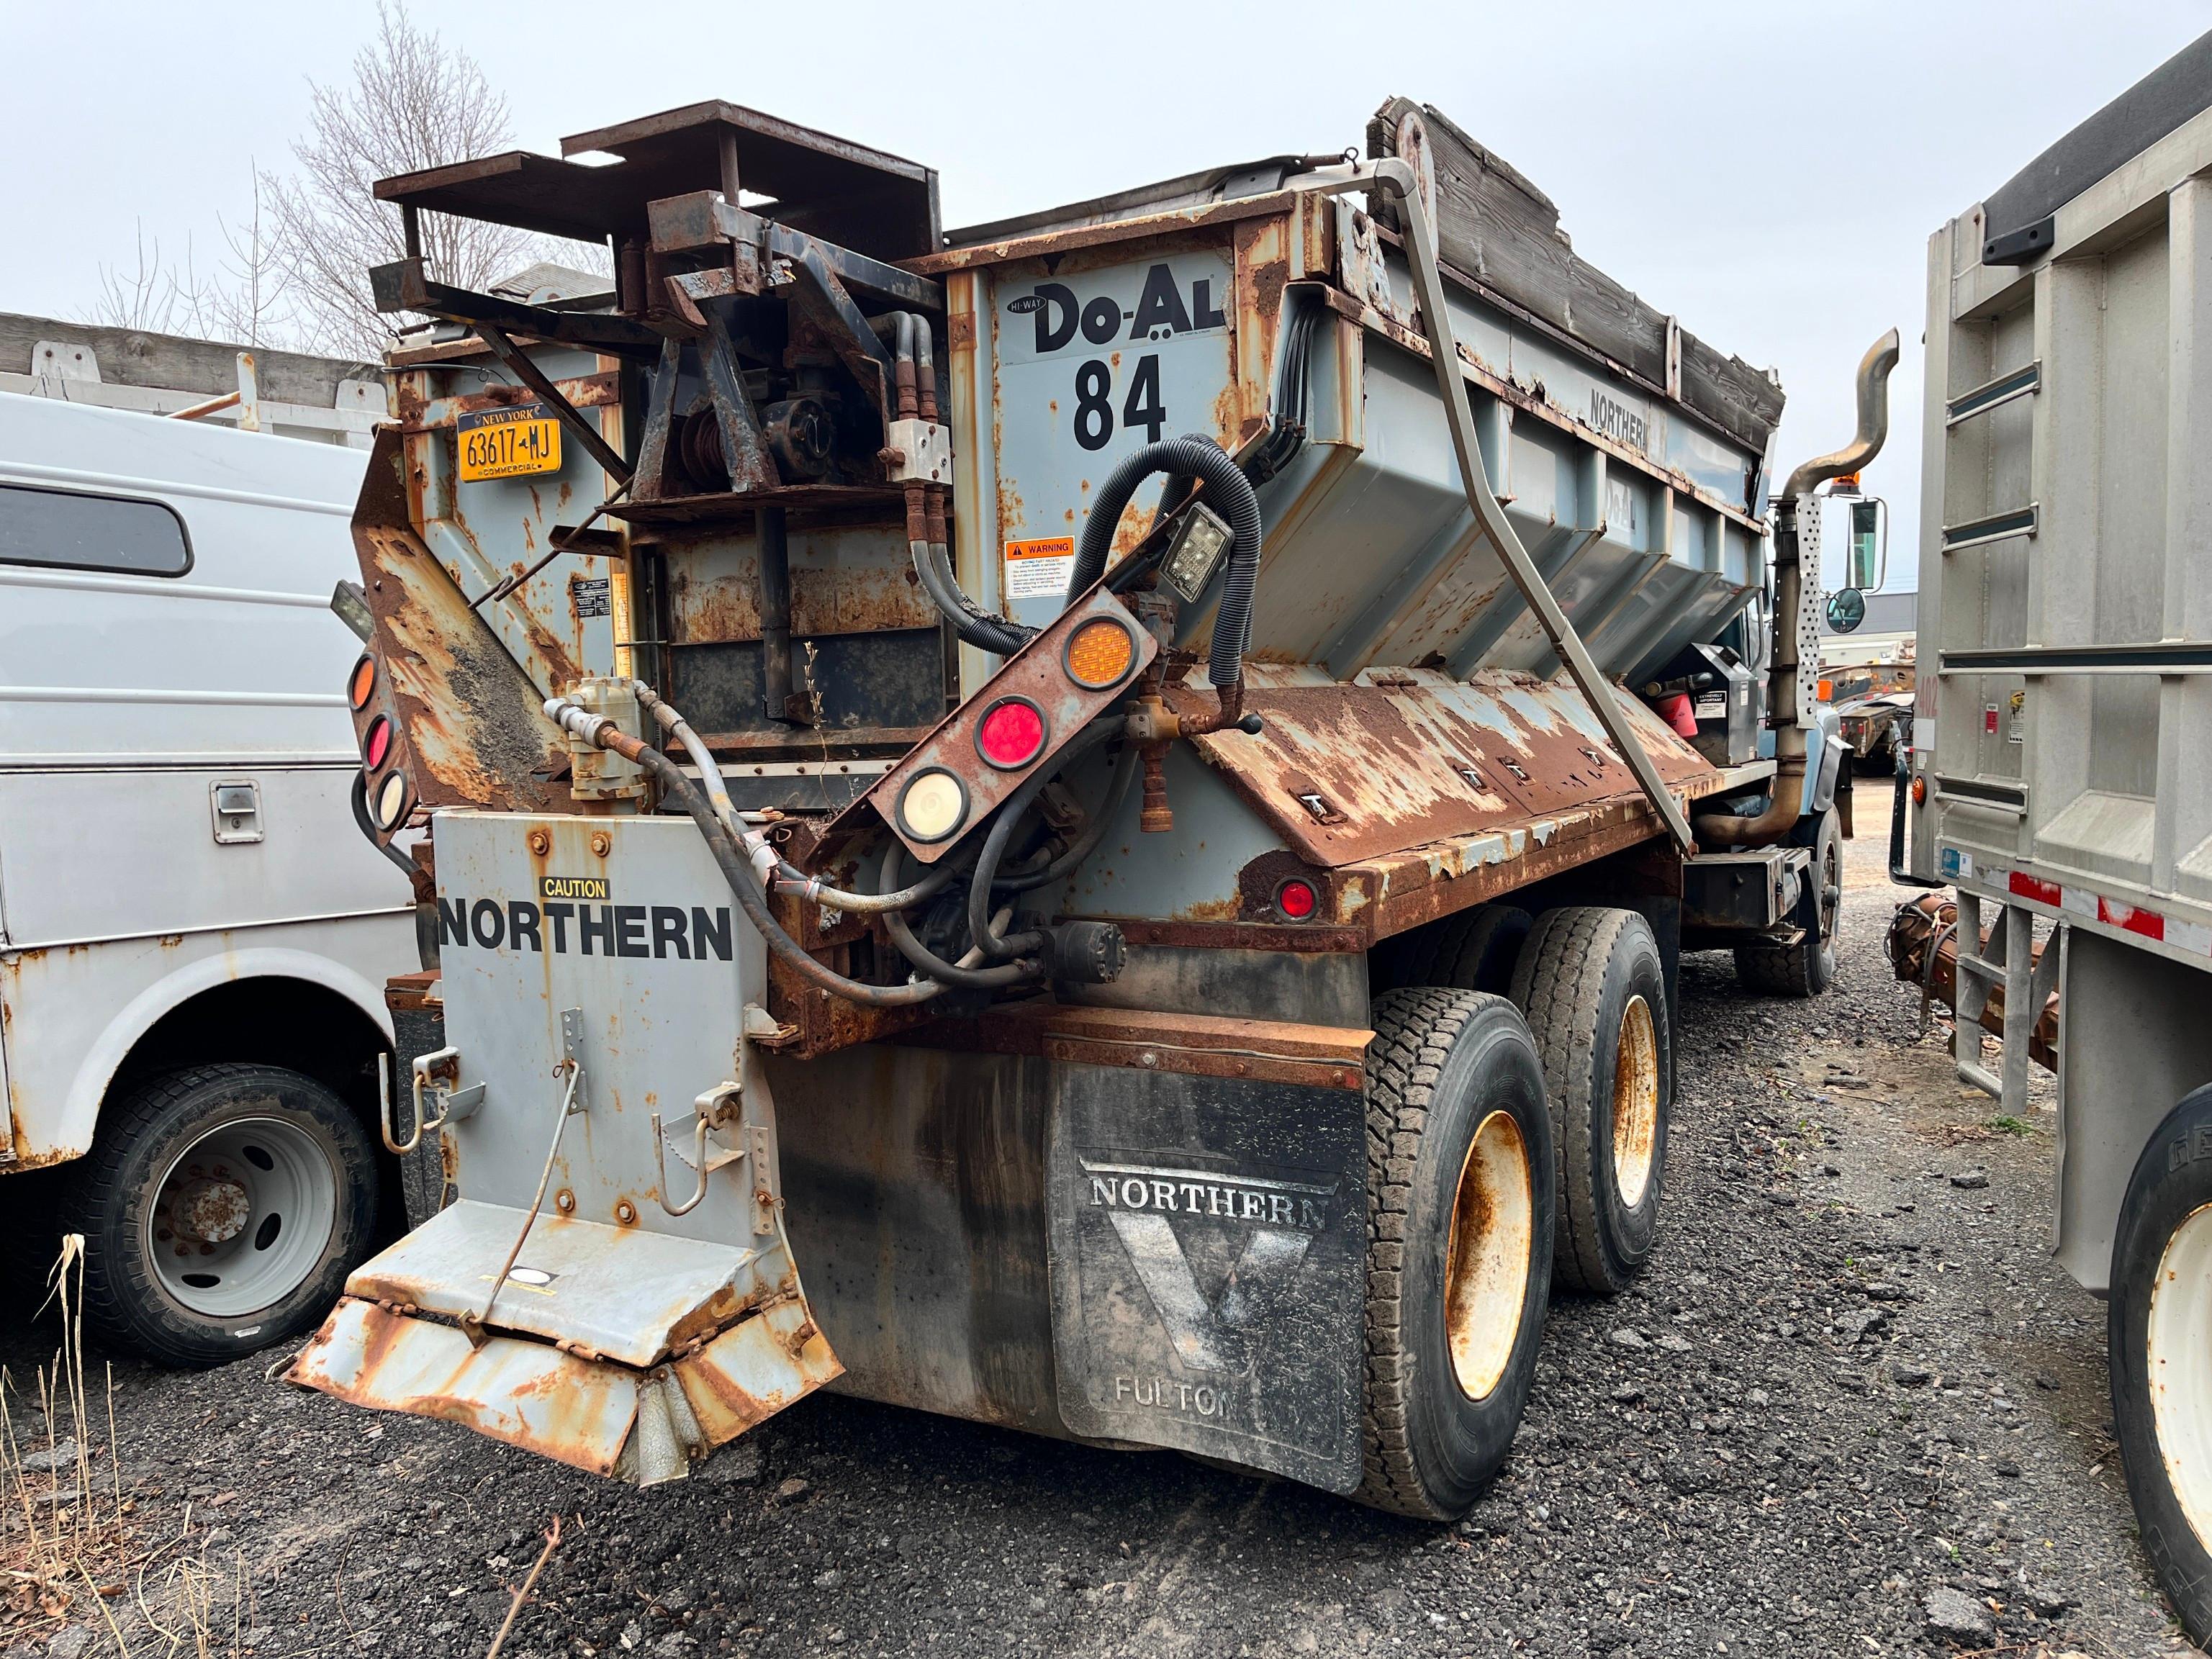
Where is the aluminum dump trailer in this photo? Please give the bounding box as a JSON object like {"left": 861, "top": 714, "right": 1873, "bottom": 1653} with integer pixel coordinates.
{"left": 1895, "top": 30, "right": 2212, "bottom": 1642}
{"left": 292, "top": 94, "right": 1879, "bottom": 1516}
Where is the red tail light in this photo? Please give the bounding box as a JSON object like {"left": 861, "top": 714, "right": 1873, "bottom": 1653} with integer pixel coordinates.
{"left": 364, "top": 715, "right": 392, "bottom": 770}
{"left": 1274, "top": 878, "right": 1318, "bottom": 921}
{"left": 975, "top": 697, "right": 1047, "bottom": 770}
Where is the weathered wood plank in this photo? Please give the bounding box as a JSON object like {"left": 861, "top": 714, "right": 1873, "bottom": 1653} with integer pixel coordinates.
{"left": 0, "top": 314, "right": 379, "bottom": 407}
{"left": 1367, "top": 97, "right": 1783, "bottom": 454}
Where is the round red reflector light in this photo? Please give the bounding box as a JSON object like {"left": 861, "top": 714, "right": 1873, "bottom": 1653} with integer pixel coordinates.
{"left": 348, "top": 654, "right": 376, "bottom": 710}
{"left": 364, "top": 715, "right": 392, "bottom": 771}
{"left": 975, "top": 697, "right": 1047, "bottom": 769}
{"left": 1275, "top": 878, "right": 1318, "bottom": 921}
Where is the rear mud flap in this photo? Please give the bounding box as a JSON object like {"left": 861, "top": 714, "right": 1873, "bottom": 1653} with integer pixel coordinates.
{"left": 1047, "top": 1063, "right": 1368, "bottom": 1492}
{"left": 288, "top": 1201, "right": 840, "bottom": 1484}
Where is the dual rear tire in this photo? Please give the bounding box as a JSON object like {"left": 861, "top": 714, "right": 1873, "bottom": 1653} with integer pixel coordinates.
{"left": 1355, "top": 906, "right": 1674, "bottom": 1516}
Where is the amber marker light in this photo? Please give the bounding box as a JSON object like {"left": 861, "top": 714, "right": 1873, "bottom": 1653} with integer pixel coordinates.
{"left": 1064, "top": 615, "right": 1137, "bottom": 690}
{"left": 348, "top": 654, "right": 376, "bottom": 710}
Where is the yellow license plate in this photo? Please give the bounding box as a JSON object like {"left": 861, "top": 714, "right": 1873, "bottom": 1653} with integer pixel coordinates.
{"left": 456, "top": 405, "right": 562, "bottom": 481}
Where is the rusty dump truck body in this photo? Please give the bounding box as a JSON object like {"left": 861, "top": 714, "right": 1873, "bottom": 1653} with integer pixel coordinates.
{"left": 296, "top": 96, "right": 1860, "bottom": 1502}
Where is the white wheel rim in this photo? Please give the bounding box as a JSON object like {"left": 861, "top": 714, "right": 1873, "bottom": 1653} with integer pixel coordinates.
{"left": 1611, "top": 995, "right": 1660, "bottom": 1208}
{"left": 2148, "top": 1202, "right": 2212, "bottom": 1553}
{"left": 145, "top": 1115, "right": 339, "bottom": 1319}
{"left": 1444, "top": 1108, "right": 1534, "bottom": 1401}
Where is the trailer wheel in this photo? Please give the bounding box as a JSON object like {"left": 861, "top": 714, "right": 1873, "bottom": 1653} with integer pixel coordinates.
{"left": 1355, "top": 988, "right": 1554, "bottom": 1519}
{"left": 63, "top": 1064, "right": 379, "bottom": 1368}
{"left": 2110, "top": 1084, "right": 2212, "bottom": 1645}
{"left": 1509, "top": 908, "right": 1672, "bottom": 1294}
{"left": 1734, "top": 806, "right": 1841, "bottom": 998}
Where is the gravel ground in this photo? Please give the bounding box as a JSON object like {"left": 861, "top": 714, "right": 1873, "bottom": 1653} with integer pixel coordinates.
{"left": 2, "top": 790, "right": 2201, "bottom": 1658}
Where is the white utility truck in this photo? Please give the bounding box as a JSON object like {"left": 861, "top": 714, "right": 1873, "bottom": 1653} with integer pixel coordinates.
{"left": 0, "top": 392, "right": 416, "bottom": 1365}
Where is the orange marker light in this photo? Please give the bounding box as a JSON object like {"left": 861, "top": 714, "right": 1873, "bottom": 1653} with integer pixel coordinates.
{"left": 1064, "top": 617, "right": 1137, "bottom": 690}
{"left": 348, "top": 654, "right": 377, "bottom": 710}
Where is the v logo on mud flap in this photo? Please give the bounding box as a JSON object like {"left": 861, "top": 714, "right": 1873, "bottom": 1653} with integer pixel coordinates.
{"left": 1078, "top": 1159, "right": 1338, "bottom": 1371}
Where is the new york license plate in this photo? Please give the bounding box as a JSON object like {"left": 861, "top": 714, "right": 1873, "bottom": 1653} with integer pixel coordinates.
{"left": 456, "top": 404, "right": 561, "bottom": 481}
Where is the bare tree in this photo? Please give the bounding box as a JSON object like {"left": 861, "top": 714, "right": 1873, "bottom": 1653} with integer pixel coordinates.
{"left": 263, "top": 1, "right": 579, "bottom": 356}
{"left": 206, "top": 174, "right": 292, "bottom": 348}
{"left": 89, "top": 224, "right": 218, "bottom": 337}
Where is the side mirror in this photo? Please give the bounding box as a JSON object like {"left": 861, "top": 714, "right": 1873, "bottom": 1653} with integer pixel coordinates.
{"left": 1826, "top": 587, "right": 1867, "bottom": 634}
{"left": 1846, "top": 497, "right": 1887, "bottom": 593}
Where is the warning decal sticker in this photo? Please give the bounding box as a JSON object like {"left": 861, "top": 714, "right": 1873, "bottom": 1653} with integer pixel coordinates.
{"left": 1004, "top": 538, "right": 1075, "bottom": 602}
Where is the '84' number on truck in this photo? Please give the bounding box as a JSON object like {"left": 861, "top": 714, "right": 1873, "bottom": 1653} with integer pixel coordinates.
{"left": 1007, "top": 261, "right": 1230, "bottom": 452}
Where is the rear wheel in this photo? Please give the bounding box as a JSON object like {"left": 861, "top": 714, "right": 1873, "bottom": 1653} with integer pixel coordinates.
{"left": 1735, "top": 806, "right": 1841, "bottom": 998}
{"left": 64, "top": 1064, "right": 379, "bottom": 1368}
{"left": 1355, "top": 988, "right": 1554, "bottom": 1519}
{"left": 2111, "top": 1085, "right": 2212, "bottom": 1645}
{"left": 1510, "top": 908, "right": 1673, "bottom": 1295}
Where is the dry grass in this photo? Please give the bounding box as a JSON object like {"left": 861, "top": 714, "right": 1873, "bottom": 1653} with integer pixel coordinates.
{"left": 0, "top": 1237, "right": 250, "bottom": 1656}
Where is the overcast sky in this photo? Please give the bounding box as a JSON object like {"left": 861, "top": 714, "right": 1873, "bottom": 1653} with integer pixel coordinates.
{"left": 8, "top": 0, "right": 2211, "bottom": 590}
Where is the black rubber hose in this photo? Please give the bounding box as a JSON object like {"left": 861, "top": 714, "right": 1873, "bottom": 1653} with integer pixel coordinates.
{"left": 990, "top": 738, "right": 1137, "bottom": 895}
{"left": 633, "top": 741, "right": 946, "bottom": 1007}
{"left": 970, "top": 719, "right": 1121, "bottom": 958}
{"left": 877, "top": 845, "right": 1041, "bottom": 990}
{"left": 350, "top": 769, "right": 423, "bottom": 879}
{"left": 1066, "top": 435, "right": 1261, "bottom": 688}
{"left": 913, "top": 535, "right": 1034, "bottom": 656}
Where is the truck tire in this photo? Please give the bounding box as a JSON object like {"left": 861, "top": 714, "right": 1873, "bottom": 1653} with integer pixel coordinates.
{"left": 1509, "top": 908, "right": 1672, "bottom": 1295}
{"left": 1355, "top": 987, "right": 1554, "bottom": 1519}
{"left": 1734, "top": 806, "right": 1841, "bottom": 998}
{"left": 1434, "top": 906, "right": 1532, "bottom": 996}
{"left": 2109, "top": 1085, "right": 2212, "bottom": 1645}
{"left": 63, "top": 1064, "right": 379, "bottom": 1368}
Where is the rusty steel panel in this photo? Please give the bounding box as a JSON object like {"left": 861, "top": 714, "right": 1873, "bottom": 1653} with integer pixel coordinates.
{"left": 1175, "top": 668, "right": 1710, "bottom": 868}
{"left": 673, "top": 1292, "right": 844, "bottom": 1444}
{"left": 344, "top": 1201, "right": 762, "bottom": 1368}
{"left": 352, "top": 429, "right": 566, "bottom": 818}
{"left": 667, "top": 536, "right": 939, "bottom": 643}
{"left": 290, "top": 1297, "right": 641, "bottom": 1478}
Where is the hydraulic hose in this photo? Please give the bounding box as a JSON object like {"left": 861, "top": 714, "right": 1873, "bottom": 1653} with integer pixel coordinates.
{"left": 545, "top": 698, "right": 944, "bottom": 1008}
{"left": 970, "top": 718, "right": 1121, "bottom": 958}
{"left": 1067, "top": 435, "right": 1261, "bottom": 690}
{"left": 988, "top": 737, "right": 1138, "bottom": 895}
{"left": 908, "top": 483, "right": 1036, "bottom": 656}
{"left": 878, "top": 844, "right": 1040, "bottom": 989}
{"left": 635, "top": 678, "right": 968, "bottom": 916}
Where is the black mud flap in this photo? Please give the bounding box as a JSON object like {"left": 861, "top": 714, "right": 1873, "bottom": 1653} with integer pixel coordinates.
{"left": 1047, "top": 1063, "right": 1365, "bottom": 1492}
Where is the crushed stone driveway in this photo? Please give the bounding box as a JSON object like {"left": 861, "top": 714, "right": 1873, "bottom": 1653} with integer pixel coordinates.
{"left": 1, "top": 790, "right": 2200, "bottom": 1658}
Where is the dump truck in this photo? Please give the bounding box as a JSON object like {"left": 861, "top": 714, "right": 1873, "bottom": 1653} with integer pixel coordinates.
{"left": 1890, "top": 30, "right": 2212, "bottom": 1641}
{"left": 291, "top": 94, "right": 1884, "bottom": 1517}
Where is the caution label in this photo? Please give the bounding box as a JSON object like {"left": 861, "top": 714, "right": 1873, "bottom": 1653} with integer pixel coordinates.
{"left": 1004, "top": 537, "right": 1075, "bottom": 601}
